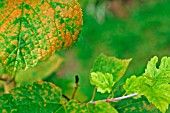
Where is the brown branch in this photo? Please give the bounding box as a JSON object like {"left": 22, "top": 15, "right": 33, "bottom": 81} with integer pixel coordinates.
{"left": 90, "top": 87, "right": 97, "bottom": 102}
{"left": 0, "top": 77, "right": 15, "bottom": 84}
{"left": 62, "top": 94, "right": 70, "bottom": 101}
{"left": 71, "top": 75, "right": 79, "bottom": 99}
{"left": 1, "top": 74, "right": 16, "bottom": 93}
{"left": 0, "top": 78, "right": 7, "bottom": 82}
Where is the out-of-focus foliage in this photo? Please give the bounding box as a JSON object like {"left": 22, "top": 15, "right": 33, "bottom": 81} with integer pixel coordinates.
{"left": 75, "top": 0, "right": 170, "bottom": 76}
{"left": 0, "top": 0, "right": 82, "bottom": 76}
{"left": 124, "top": 56, "right": 170, "bottom": 113}
{"left": 15, "top": 54, "right": 63, "bottom": 85}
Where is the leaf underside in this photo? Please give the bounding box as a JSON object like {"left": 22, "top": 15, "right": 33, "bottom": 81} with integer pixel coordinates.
{"left": 0, "top": 0, "right": 83, "bottom": 76}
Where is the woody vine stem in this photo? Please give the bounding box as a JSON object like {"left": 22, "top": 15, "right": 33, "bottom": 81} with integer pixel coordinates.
{"left": 89, "top": 93, "right": 138, "bottom": 104}
{"left": 62, "top": 75, "right": 138, "bottom": 104}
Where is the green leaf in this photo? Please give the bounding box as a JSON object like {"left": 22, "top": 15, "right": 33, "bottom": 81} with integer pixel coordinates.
{"left": 0, "top": 0, "right": 83, "bottom": 76}
{"left": 0, "top": 63, "right": 2, "bottom": 76}
{"left": 115, "top": 97, "right": 161, "bottom": 113}
{"left": 66, "top": 100, "right": 88, "bottom": 113}
{"left": 0, "top": 81, "right": 118, "bottom": 113}
{"left": 144, "top": 56, "right": 170, "bottom": 83}
{"left": 0, "top": 82, "right": 64, "bottom": 113}
{"left": 91, "top": 53, "right": 131, "bottom": 82}
{"left": 144, "top": 56, "right": 158, "bottom": 79}
{"left": 90, "top": 72, "right": 115, "bottom": 93}
{"left": 124, "top": 56, "right": 170, "bottom": 113}
{"left": 66, "top": 100, "right": 118, "bottom": 113}
{"left": 15, "top": 54, "right": 63, "bottom": 85}
{"left": 88, "top": 101, "right": 118, "bottom": 113}
{"left": 123, "top": 75, "right": 144, "bottom": 98}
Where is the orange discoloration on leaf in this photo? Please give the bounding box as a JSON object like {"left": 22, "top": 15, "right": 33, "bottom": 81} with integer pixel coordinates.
{"left": 44, "top": 103, "right": 47, "bottom": 107}
{"left": 143, "top": 102, "right": 155, "bottom": 110}
{"left": 37, "top": 80, "right": 44, "bottom": 85}
{"left": 2, "top": 109, "right": 7, "bottom": 113}
{"left": 72, "top": 35, "right": 76, "bottom": 40}
{"left": 28, "top": 86, "right": 32, "bottom": 90}
{"left": 0, "top": 0, "right": 83, "bottom": 76}
{"left": 1, "top": 52, "right": 8, "bottom": 59}
{"left": 10, "top": 40, "right": 18, "bottom": 45}
{"left": 0, "top": 9, "right": 22, "bottom": 33}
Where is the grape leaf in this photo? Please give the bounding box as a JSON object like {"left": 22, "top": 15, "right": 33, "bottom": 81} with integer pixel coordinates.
{"left": 88, "top": 101, "right": 118, "bottom": 113}
{"left": 0, "top": 0, "right": 83, "bottom": 76}
{"left": 90, "top": 72, "right": 115, "bottom": 93}
{"left": 91, "top": 53, "right": 131, "bottom": 82}
{"left": 124, "top": 56, "right": 170, "bottom": 113}
{"left": 0, "top": 82, "right": 64, "bottom": 113}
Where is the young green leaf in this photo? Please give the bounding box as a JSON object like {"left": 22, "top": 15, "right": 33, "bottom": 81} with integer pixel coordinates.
{"left": 144, "top": 56, "right": 170, "bottom": 83}
{"left": 90, "top": 72, "right": 115, "bottom": 93}
{"left": 124, "top": 56, "right": 170, "bottom": 113}
{"left": 91, "top": 53, "right": 131, "bottom": 82}
{"left": 123, "top": 75, "right": 144, "bottom": 98}
{"left": 0, "top": 82, "right": 64, "bottom": 113}
{"left": 0, "top": 0, "right": 83, "bottom": 76}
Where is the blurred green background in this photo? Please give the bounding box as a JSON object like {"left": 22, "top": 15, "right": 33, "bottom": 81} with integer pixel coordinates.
{"left": 1, "top": 0, "right": 170, "bottom": 112}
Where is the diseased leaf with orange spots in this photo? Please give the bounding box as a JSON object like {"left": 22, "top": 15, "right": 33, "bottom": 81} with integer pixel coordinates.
{"left": 0, "top": 0, "right": 83, "bottom": 76}
{"left": 65, "top": 100, "right": 118, "bottom": 113}
{"left": 0, "top": 82, "right": 65, "bottom": 112}
{"left": 0, "top": 82, "right": 119, "bottom": 112}
{"left": 114, "top": 95, "right": 161, "bottom": 113}
{"left": 88, "top": 101, "right": 118, "bottom": 113}
{"left": 65, "top": 100, "right": 88, "bottom": 113}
